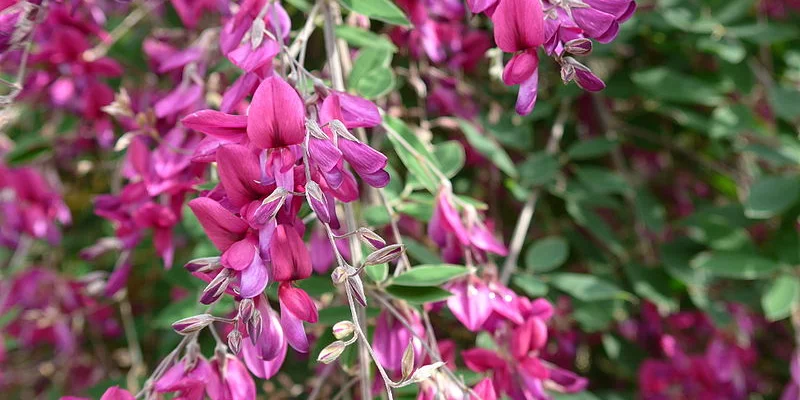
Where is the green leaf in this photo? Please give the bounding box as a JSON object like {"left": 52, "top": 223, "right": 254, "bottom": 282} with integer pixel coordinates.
{"left": 317, "top": 306, "right": 381, "bottom": 325}
{"left": 549, "top": 273, "right": 629, "bottom": 302}
{"left": 762, "top": 275, "right": 800, "bottom": 321}
{"left": 575, "top": 167, "right": 630, "bottom": 195}
{"left": 366, "top": 263, "right": 389, "bottom": 283}
{"left": 384, "top": 117, "right": 442, "bottom": 193}
{"left": 634, "top": 189, "right": 666, "bottom": 234}
{"left": 525, "top": 236, "right": 569, "bottom": 273}
{"left": 434, "top": 141, "right": 466, "bottom": 178}
{"left": 339, "top": 0, "right": 411, "bottom": 26}
{"left": 348, "top": 47, "right": 394, "bottom": 99}
{"left": 744, "top": 175, "right": 800, "bottom": 219}
{"left": 691, "top": 251, "right": 783, "bottom": 279}
{"left": 769, "top": 86, "right": 800, "bottom": 122}
{"left": 631, "top": 68, "right": 723, "bottom": 106}
{"left": 403, "top": 236, "right": 443, "bottom": 264}
{"left": 391, "top": 265, "right": 468, "bottom": 286}
{"left": 566, "top": 138, "right": 618, "bottom": 160}
{"left": 354, "top": 67, "right": 395, "bottom": 99}
{"left": 334, "top": 25, "right": 398, "bottom": 51}
{"left": 512, "top": 275, "right": 549, "bottom": 297}
{"left": 566, "top": 202, "right": 625, "bottom": 258}
{"left": 519, "top": 152, "right": 559, "bottom": 187}
{"left": 385, "top": 285, "right": 453, "bottom": 303}
{"left": 572, "top": 299, "right": 619, "bottom": 332}
{"left": 623, "top": 264, "right": 678, "bottom": 313}
{"left": 458, "top": 119, "right": 517, "bottom": 178}
{"left": 727, "top": 23, "right": 798, "bottom": 44}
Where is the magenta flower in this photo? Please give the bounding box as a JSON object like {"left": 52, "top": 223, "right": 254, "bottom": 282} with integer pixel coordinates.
{"left": 372, "top": 308, "right": 425, "bottom": 376}
{"left": 428, "top": 186, "right": 507, "bottom": 263}
{"left": 462, "top": 315, "right": 587, "bottom": 399}
{"left": 247, "top": 76, "right": 306, "bottom": 149}
{"left": 491, "top": 0, "right": 545, "bottom": 53}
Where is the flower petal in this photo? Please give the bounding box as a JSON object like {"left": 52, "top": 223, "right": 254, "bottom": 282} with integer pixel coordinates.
{"left": 188, "top": 198, "right": 249, "bottom": 251}
{"left": 247, "top": 76, "right": 305, "bottom": 149}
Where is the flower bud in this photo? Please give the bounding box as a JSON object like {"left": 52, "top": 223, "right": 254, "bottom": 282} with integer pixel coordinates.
{"left": 252, "top": 188, "right": 287, "bottom": 225}
{"left": 564, "top": 38, "right": 593, "bottom": 55}
{"left": 317, "top": 340, "right": 346, "bottom": 364}
{"left": 357, "top": 227, "right": 386, "bottom": 249}
{"left": 247, "top": 309, "right": 263, "bottom": 342}
{"left": 250, "top": 19, "right": 266, "bottom": 49}
{"left": 238, "top": 299, "right": 254, "bottom": 321}
{"left": 332, "top": 321, "right": 356, "bottom": 339}
{"left": 305, "top": 119, "right": 329, "bottom": 140}
{"left": 172, "top": 314, "right": 215, "bottom": 335}
{"left": 305, "top": 181, "right": 330, "bottom": 223}
{"left": 402, "top": 341, "right": 415, "bottom": 380}
{"left": 364, "top": 244, "right": 405, "bottom": 266}
{"left": 329, "top": 119, "right": 359, "bottom": 142}
{"left": 410, "top": 362, "right": 445, "bottom": 383}
{"left": 200, "top": 269, "right": 231, "bottom": 304}
{"left": 347, "top": 275, "right": 367, "bottom": 307}
{"left": 331, "top": 266, "right": 348, "bottom": 284}
{"left": 185, "top": 257, "right": 221, "bottom": 273}
{"left": 227, "top": 330, "right": 243, "bottom": 355}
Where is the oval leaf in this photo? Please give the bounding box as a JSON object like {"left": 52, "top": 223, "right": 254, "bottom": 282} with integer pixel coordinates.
{"left": 391, "top": 265, "right": 468, "bottom": 287}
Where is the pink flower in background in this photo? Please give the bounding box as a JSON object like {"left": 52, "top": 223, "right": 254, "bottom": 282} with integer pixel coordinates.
{"left": 0, "top": 162, "right": 71, "bottom": 247}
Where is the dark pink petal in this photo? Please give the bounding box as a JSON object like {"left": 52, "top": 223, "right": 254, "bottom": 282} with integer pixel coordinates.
{"left": 515, "top": 68, "right": 539, "bottom": 115}
{"left": 574, "top": 67, "right": 606, "bottom": 92}
{"left": 182, "top": 110, "right": 248, "bottom": 140}
{"left": 158, "top": 47, "right": 203, "bottom": 73}
{"left": 321, "top": 92, "right": 382, "bottom": 129}
{"left": 502, "top": 49, "right": 539, "bottom": 85}
{"left": 270, "top": 224, "right": 312, "bottom": 281}
{"left": 188, "top": 198, "right": 249, "bottom": 251}
{"left": 221, "top": 72, "right": 262, "bottom": 113}
{"left": 595, "top": 21, "right": 621, "bottom": 43}
{"left": 278, "top": 283, "right": 318, "bottom": 322}
{"left": 467, "top": 0, "right": 499, "bottom": 13}
{"left": 247, "top": 76, "right": 305, "bottom": 149}
{"left": 155, "top": 84, "right": 203, "bottom": 118}
{"left": 461, "top": 348, "right": 507, "bottom": 372}
{"left": 238, "top": 253, "right": 268, "bottom": 298}
{"left": 216, "top": 144, "right": 267, "bottom": 207}
{"left": 469, "top": 224, "right": 508, "bottom": 256}
{"left": 228, "top": 40, "right": 280, "bottom": 73}
{"left": 338, "top": 140, "right": 387, "bottom": 175}
{"left": 446, "top": 278, "right": 492, "bottom": 331}
{"left": 99, "top": 387, "right": 135, "bottom": 400}
{"left": 491, "top": 0, "right": 545, "bottom": 53}
{"left": 548, "top": 365, "right": 589, "bottom": 392}
{"left": 308, "top": 138, "right": 342, "bottom": 172}
{"left": 222, "top": 239, "right": 257, "bottom": 271}
{"left": 359, "top": 168, "right": 390, "bottom": 188}
{"left": 473, "top": 378, "right": 497, "bottom": 400}
{"left": 220, "top": 355, "right": 256, "bottom": 400}
{"left": 435, "top": 189, "right": 470, "bottom": 246}
{"left": 241, "top": 325, "right": 287, "bottom": 378}
{"left": 279, "top": 298, "right": 310, "bottom": 353}
{"left": 571, "top": 7, "right": 616, "bottom": 39}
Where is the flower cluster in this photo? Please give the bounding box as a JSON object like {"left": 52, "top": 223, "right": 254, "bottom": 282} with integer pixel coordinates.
{"left": 0, "top": 268, "right": 121, "bottom": 394}
{"left": 0, "top": 160, "right": 70, "bottom": 247}
{"left": 469, "top": 0, "right": 635, "bottom": 114}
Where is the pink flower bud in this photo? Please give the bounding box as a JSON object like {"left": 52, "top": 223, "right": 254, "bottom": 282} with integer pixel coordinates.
{"left": 332, "top": 321, "right": 356, "bottom": 339}
{"left": 172, "top": 314, "right": 215, "bottom": 335}
{"left": 364, "top": 244, "right": 405, "bottom": 266}
{"left": 317, "top": 340, "right": 346, "bottom": 364}
{"left": 228, "top": 330, "right": 243, "bottom": 355}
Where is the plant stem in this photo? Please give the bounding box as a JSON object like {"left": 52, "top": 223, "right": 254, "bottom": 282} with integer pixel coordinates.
{"left": 500, "top": 99, "right": 570, "bottom": 284}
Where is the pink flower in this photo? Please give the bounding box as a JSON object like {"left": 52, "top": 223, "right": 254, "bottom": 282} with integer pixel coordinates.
{"left": 247, "top": 76, "right": 306, "bottom": 149}
{"left": 491, "top": 0, "right": 545, "bottom": 53}
{"left": 373, "top": 308, "right": 425, "bottom": 376}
